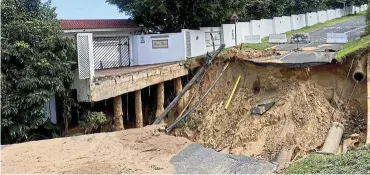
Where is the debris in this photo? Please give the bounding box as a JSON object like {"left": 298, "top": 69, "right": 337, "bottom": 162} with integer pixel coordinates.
{"left": 342, "top": 133, "right": 360, "bottom": 153}
{"left": 272, "top": 146, "right": 295, "bottom": 171}
{"left": 251, "top": 102, "right": 275, "bottom": 115}
{"left": 225, "top": 75, "right": 242, "bottom": 109}
{"left": 319, "top": 122, "right": 344, "bottom": 155}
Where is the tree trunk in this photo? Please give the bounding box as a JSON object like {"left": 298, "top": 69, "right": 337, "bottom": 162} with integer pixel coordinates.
{"left": 156, "top": 82, "right": 165, "bottom": 120}
{"left": 135, "top": 90, "right": 143, "bottom": 128}
{"left": 113, "top": 96, "right": 124, "bottom": 131}
{"left": 175, "top": 78, "right": 184, "bottom": 113}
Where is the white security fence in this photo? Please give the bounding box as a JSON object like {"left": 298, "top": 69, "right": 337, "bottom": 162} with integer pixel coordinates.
{"left": 75, "top": 4, "right": 367, "bottom": 80}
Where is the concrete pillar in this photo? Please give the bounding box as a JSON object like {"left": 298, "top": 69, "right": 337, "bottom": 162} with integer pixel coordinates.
{"left": 367, "top": 56, "right": 370, "bottom": 144}
{"left": 156, "top": 82, "right": 165, "bottom": 120}
{"left": 113, "top": 96, "right": 124, "bottom": 131}
{"left": 175, "top": 78, "right": 184, "bottom": 113}
{"left": 135, "top": 90, "right": 143, "bottom": 128}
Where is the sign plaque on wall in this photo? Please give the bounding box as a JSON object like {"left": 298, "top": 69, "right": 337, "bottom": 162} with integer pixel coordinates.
{"left": 140, "top": 36, "right": 145, "bottom": 43}
{"left": 152, "top": 39, "right": 168, "bottom": 49}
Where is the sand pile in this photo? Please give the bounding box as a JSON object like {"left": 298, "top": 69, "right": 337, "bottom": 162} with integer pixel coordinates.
{"left": 1, "top": 125, "right": 191, "bottom": 174}
{"left": 177, "top": 59, "right": 367, "bottom": 162}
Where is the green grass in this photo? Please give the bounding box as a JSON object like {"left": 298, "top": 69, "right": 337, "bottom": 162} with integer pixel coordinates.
{"left": 335, "top": 34, "right": 370, "bottom": 60}
{"left": 284, "top": 145, "right": 370, "bottom": 174}
{"left": 286, "top": 11, "right": 366, "bottom": 40}
{"left": 240, "top": 36, "right": 274, "bottom": 50}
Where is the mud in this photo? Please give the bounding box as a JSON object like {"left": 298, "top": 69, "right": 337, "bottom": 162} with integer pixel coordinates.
{"left": 176, "top": 55, "right": 367, "bottom": 162}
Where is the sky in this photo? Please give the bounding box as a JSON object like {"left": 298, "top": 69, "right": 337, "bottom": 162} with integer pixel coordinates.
{"left": 49, "top": 0, "right": 130, "bottom": 19}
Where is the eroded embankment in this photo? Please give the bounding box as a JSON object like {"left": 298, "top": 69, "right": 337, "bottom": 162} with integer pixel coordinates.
{"left": 176, "top": 53, "right": 368, "bottom": 162}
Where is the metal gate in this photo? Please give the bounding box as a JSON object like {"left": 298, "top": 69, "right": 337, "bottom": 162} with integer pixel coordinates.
{"left": 93, "top": 36, "right": 130, "bottom": 70}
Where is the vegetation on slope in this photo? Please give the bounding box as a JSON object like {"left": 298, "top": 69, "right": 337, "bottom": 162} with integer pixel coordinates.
{"left": 285, "top": 145, "right": 370, "bottom": 174}
{"left": 335, "top": 34, "right": 370, "bottom": 60}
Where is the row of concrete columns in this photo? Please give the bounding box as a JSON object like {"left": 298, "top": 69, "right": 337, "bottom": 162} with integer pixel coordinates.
{"left": 113, "top": 78, "right": 183, "bottom": 130}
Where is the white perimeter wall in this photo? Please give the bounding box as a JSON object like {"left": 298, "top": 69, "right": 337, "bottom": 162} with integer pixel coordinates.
{"left": 291, "top": 15, "right": 300, "bottom": 30}
{"left": 318, "top": 11, "right": 328, "bottom": 23}
{"left": 262, "top": 19, "right": 274, "bottom": 36}
{"left": 282, "top": 16, "right": 292, "bottom": 33}
{"left": 250, "top": 19, "right": 272, "bottom": 37}
{"left": 327, "top": 9, "right": 335, "bottom": 20}
{"left": 199, "top": 27, "right": 222, "bottom": 52}
{"left": 299, "top": 14, "right": 307, "bottom": 28}
{"left": 236, "top": 22, "right": 251, "bottom": 44}
{"left": 306, "top": 12, "right": 318, "bottom": 26}
{"left": 335, "top": 9, "right": 342, "bottom": 18}
{"left": 183, "top": 29, "right": 206, "bottom": 58}
{"left": 222, "top": 24, "right": 236, "bottom": 48}
{"left": 131, "top": 33, "right": 186, "bottom": 66}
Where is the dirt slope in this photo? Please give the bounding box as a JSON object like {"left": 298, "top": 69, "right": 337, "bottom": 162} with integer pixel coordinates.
{"left": 1, "top": 125, "right": 191, "bottom": 174}
{"left": 178, "top": 58, "right": 367, "bottom": 162}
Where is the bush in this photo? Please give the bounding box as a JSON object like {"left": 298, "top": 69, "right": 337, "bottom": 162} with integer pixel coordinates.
{"left": 78, "top": 112, "right": 109, "bottom": 134}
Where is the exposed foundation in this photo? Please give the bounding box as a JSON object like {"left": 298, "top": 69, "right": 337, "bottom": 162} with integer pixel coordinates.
{"left": 113, "top": 96, "right": 124, "bottom": 131}
{"left": 175, "top": 78, "right": 184, "bottom": 113}
{"left": 156, "top": 82, "right": 165, "bottom": 121}
{"left": 135, "top": 90, "right": 143, "bottom": 128}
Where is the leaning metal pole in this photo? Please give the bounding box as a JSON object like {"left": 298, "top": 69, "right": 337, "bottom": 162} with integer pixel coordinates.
{"left": 153, "top": 44, "right": 225, "bottom": 124}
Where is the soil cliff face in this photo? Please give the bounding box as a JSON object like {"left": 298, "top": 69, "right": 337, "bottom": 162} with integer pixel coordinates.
{"left": 178, "top": 55, "right": 367, "bottom": 161}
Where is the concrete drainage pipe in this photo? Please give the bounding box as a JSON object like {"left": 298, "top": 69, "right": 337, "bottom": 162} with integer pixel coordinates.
{"left": 352, "top": 57, "right": 367, "bottom": 82}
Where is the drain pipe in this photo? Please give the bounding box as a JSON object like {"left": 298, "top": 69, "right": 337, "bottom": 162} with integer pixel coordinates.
{"left": 352, "top": 57, "right": 367, "bottom": 82}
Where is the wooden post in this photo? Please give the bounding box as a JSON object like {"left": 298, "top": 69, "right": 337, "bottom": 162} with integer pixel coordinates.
{"left": 175, "top": 78, "right": 184, "bottom": 113}
{"left": 135, "top": 90, "right": 143, "bottom": 128}
{"left": 113, "top": 96, "right": 124, "bottom": 131}
{"left": 156, "top": 82, "right": 165, "bottom": 123}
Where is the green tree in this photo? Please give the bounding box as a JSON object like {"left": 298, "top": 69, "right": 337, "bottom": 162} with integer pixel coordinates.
{"left": 108, "top": 0, "right": 367, "bottom": 33}
{"left": 1, "top": 0, "right": 76, "bottom": 144}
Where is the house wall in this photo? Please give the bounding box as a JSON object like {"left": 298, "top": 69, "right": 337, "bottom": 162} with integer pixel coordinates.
{"left": 131, "top": 33, "right": 186, "bottom": 66}
{"left": 44, "top": 95, "right": 57, "bottom": 123}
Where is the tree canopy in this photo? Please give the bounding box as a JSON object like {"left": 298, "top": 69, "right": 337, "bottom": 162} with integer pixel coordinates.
{"left": 1, "top": 0, "right": 76, "bottom": 144}
{"left": 107, "top": 0, "right": 368, "bottom": 33}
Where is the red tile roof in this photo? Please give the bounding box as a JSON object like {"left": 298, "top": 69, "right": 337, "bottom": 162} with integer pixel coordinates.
{"left": 60, "top": 19, "right": 137, "bottom": 30}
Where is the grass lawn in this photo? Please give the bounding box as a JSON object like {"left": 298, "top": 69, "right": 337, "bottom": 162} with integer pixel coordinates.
{"left": 284, "top": 145, "right": 370, "bottom": 174}
{"left": 241, "top": 37, "right": 273, "bottom": 50}
{"left": 286, "top": 11, "right": 366, "bottom": 40}
{"left": 335, "top": 34, "right": 370, "bottom": 60}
